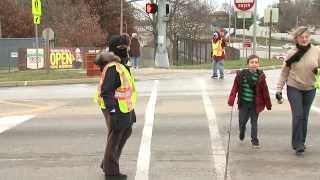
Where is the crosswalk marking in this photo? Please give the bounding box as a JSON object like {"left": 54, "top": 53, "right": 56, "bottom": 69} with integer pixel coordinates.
{"left": 200, "top": 79, "right": 227, "bottom": 180}
{"left": 135, "top": 80, "right": 159, "bottom": 180}
{"left": 0, "top": 115, "right": 35, "bottom": 134}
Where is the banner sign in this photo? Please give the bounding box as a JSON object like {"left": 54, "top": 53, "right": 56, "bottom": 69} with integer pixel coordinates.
{"left": 50, "top": 49, "right": 76, "bottom": 69}
{"left": 24, "top": 48, "right": 94, "bottom": 69}
{"left": 27, "top": 48, "right": 44, "bottom": 69}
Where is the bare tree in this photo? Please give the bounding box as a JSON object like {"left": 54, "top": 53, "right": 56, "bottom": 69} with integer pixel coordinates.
{"left": 43, "top": 0, "right": 106, "bottom": 47}
{"left": 279, "top": 0, "right": 314, "bottom": 32}
{"left": 84, "top": 0, "right": 136, "bottom": 39}
{"left": 0, "top": 0, "right": 33, "bottom": 38}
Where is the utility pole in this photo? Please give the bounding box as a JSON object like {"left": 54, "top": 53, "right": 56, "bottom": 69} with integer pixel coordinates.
{"left": 228, "top": 0, "right": 232, "bottom": 46}
{"left": 0, "top": 18, "right": 2, "bottom": 38}
{"left": 268, "top": 9, "right": 272, "bottom": 61}
{"left": 252, "top": 0, "right": 257, "bottom": 55}
{"left": 155, "top": 0, "right": 170, "bottom": 68}
{"left": 120, "top": 0, "right": 123, "bottom": 34}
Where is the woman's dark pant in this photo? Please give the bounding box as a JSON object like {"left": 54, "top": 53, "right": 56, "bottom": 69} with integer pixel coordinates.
{"left": 287, "top": 86, "right": 316, "bottom": 150}
{"left": 101, "top": 110, "right": 132, "bottom": 175}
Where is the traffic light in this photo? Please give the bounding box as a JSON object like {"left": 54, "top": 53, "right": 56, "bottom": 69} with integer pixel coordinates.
{"left": 146, "top": 3, "right": 157, "bottom": 14}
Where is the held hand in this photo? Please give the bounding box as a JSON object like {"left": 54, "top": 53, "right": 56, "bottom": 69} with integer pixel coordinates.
{"left": 275, "top": 92, "right": 283, "bottom": 104}
{"left": 227, "top": 99, "right": 234, "bottom": 107}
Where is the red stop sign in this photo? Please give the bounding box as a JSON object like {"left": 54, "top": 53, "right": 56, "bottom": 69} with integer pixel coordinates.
{"left": 234, "top": 0, "right": 255, "bottom": 11}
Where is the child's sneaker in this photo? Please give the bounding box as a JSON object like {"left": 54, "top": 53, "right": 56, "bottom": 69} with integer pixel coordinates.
{"left": 211, "top": 75, "right": 218, "bottom": 79}
{"left": 252, "top": 139, "right": 260, "bottom": 149}
{"left": 295, "top": 149, "right": 304, "bottom": 156}
{"left": 239, "top": 130, "right": 245, "bottom": 141}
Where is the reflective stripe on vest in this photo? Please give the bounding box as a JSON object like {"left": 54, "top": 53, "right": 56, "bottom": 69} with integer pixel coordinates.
{"left": 93, "top": 62, "right": 137, "bottom": 113}
{"left": 315, "top": 68, "right": 320, "bottom": 89}
{"left": 212, "top": 39, "right": 224, "bottom": 57}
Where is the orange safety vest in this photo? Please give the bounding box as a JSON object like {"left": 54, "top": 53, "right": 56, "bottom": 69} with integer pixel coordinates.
{"left": 94, "top": 62, "right": 137, "bottom": 113}
{"left": 212, "top": 39, "right": 225, "bottom": 57}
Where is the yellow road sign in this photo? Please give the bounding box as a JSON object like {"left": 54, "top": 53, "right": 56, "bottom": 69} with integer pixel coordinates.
{"left": 32, "top": 0, "right": 42, "bottom": 16}
{"left": 33, "top": 15, "right": 41, "bottom": 24}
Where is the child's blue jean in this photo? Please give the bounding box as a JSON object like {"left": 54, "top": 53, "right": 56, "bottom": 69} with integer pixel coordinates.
{"left": 212, "top": 59, "right": 224, "bottom": 77}
{"left": 131, "top": 56, "right": 140, "bottom": 69}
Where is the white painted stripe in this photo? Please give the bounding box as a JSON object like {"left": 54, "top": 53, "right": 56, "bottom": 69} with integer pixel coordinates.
{"left": 0, "top": 115, "right": 35, "bottom": 134}
{"left": 200, "top": 79, "right": 227, "bottom": 180}
{"left": 135, "top": 80, "right": 159, "bottom": 180}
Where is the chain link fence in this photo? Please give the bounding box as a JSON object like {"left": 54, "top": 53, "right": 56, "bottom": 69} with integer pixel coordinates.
{"left": 172, "top": 36, "right": 240, "bottom": 66}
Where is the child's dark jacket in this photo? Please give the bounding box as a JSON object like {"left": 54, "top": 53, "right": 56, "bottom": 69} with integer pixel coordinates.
{"left": 228, "top": 69, "right": 272, "bottom": 113}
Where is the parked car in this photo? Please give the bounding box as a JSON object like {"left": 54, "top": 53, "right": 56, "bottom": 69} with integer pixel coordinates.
{"left": 273, "top": 53, "right": 287, "bottom": 61}
{"left": 282, "top": 43, "right": 295, "bottom": 49}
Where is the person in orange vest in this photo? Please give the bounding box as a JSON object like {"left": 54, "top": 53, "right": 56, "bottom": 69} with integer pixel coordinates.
{"left": 211, "top": 31, "right": 226, "bottom": 79}
{"left": 94, "top": 35, "right": 137, "bottom": 179}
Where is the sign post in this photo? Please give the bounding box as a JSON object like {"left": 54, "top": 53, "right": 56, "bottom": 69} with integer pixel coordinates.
{"left": 264, "top": 8, "right": 279, "bottom": 60}
{"left": 32, "top": 0, "right": 42, "bottom": 69}
{"left": 234, "top": 0, "right": 255, "bottom": 58}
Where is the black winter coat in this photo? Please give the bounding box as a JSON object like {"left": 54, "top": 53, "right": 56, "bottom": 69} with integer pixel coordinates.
{"left": 100, "top": 65, "right": 136, "bottom": 130}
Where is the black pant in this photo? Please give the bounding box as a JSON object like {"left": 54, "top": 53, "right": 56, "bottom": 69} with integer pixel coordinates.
{"left": 101, "top": 110, "right": 132, "bottom": 175}
{"left": 239, "top": 103, "right": 259, "bottom": 142}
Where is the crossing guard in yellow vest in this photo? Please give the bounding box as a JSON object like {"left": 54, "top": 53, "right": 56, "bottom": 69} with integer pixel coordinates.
{"left": 211, "top": 31, "right": 226, "bottom": 79}
{"left": 93, "top": 34, "right": 137, "bottom": 179}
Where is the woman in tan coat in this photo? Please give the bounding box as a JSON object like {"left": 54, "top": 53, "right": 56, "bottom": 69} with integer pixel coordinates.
{"left": 276, "top": 26, "right": 320, "bottom": 155}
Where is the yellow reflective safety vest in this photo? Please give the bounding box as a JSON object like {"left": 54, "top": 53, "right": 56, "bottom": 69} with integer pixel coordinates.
{"left": 315, "top": 68, "right": 320, "bottom": 89}
{"left": 93, "top": 62, "right": 137, "bottom": 113}
{"left": 212, "top": 39, "right": 224, "bottom": 57}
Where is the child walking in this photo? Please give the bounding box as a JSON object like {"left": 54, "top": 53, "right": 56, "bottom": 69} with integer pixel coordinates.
{"left": 228, "top": 55, "right": 272, "bottom": 148}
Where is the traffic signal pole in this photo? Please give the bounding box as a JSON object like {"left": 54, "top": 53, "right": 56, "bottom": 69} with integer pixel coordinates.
{"left": 155, "top": 0, "right": 169, "bottom": 68}
{"left": 252, "top": 0, "right": 257, "bottom": 55}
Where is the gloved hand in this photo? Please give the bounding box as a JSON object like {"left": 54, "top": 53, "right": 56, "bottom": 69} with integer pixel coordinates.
{"left": 312, "top": 67, "right": 319, "bottom": 74}
{"left": 275, "top": 92, "right": 283, "bottom": 104}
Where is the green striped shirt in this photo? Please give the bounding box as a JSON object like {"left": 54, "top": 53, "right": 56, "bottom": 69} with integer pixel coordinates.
{"left": 240, "top": 71, "right": 259, "bottom": 103}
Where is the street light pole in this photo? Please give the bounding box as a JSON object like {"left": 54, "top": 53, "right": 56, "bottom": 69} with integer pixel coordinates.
{"left": 0, "top": 18, "right": 2, "bottom": 38}
{"left": 120, "top": 0, "right": 123, "bottom": 34}
{"left": 252, "top": 0, "right": 257, "bottom": 54}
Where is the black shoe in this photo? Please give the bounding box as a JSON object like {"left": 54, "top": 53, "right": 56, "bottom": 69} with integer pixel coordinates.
{"left": 211, "top": 75, "right": 218, "bottom": 79}
{"left": 219, "top": 76, "right": 224, "bottom": 80}
{"left": 239, "top": 131, "right": 245, "bottom": 141}
{"left": 293, "top": 145, "right": 306, "bottom": 150}
{"left": 105, "top": 173, "right": 127, "bottom": 180}
{"left": 252, "top": 140, "right": 260, "bottom": 149}
{"left": 295, "top": 149, "right": 304, "bottom": 156}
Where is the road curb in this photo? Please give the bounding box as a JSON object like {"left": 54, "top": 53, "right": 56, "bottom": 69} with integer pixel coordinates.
{"left": 0, "top": 66, "right": 282, "bottom": 87}
{"left": 0, "top": 78, "right": 99, "bottom": 87}
{"left": 228, "top": 65, "right": 282, "bottom": 73}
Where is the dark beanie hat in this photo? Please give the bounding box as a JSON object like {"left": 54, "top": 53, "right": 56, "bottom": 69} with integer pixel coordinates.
{"left": 109, "top": 35, "right": 130, "bottom": 52}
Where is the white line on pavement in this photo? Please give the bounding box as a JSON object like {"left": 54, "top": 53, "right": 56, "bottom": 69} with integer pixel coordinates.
{"left": 200, "top": 79, "right": 227, "bottom": 180}
{"left": 0, "top": 115, "right": 35, "bottom": 134}
{"left": 135, "top": 80, "right": 159, "bottom": 180}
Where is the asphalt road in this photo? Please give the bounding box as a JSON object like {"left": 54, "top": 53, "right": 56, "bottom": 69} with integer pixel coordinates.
{"left": 0, "top": 69, "right": 319, "bottom": 180}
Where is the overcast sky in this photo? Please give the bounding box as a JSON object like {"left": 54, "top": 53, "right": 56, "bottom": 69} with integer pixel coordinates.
{"left": 133, "top": 0, "right": 279, "bottom": 17}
